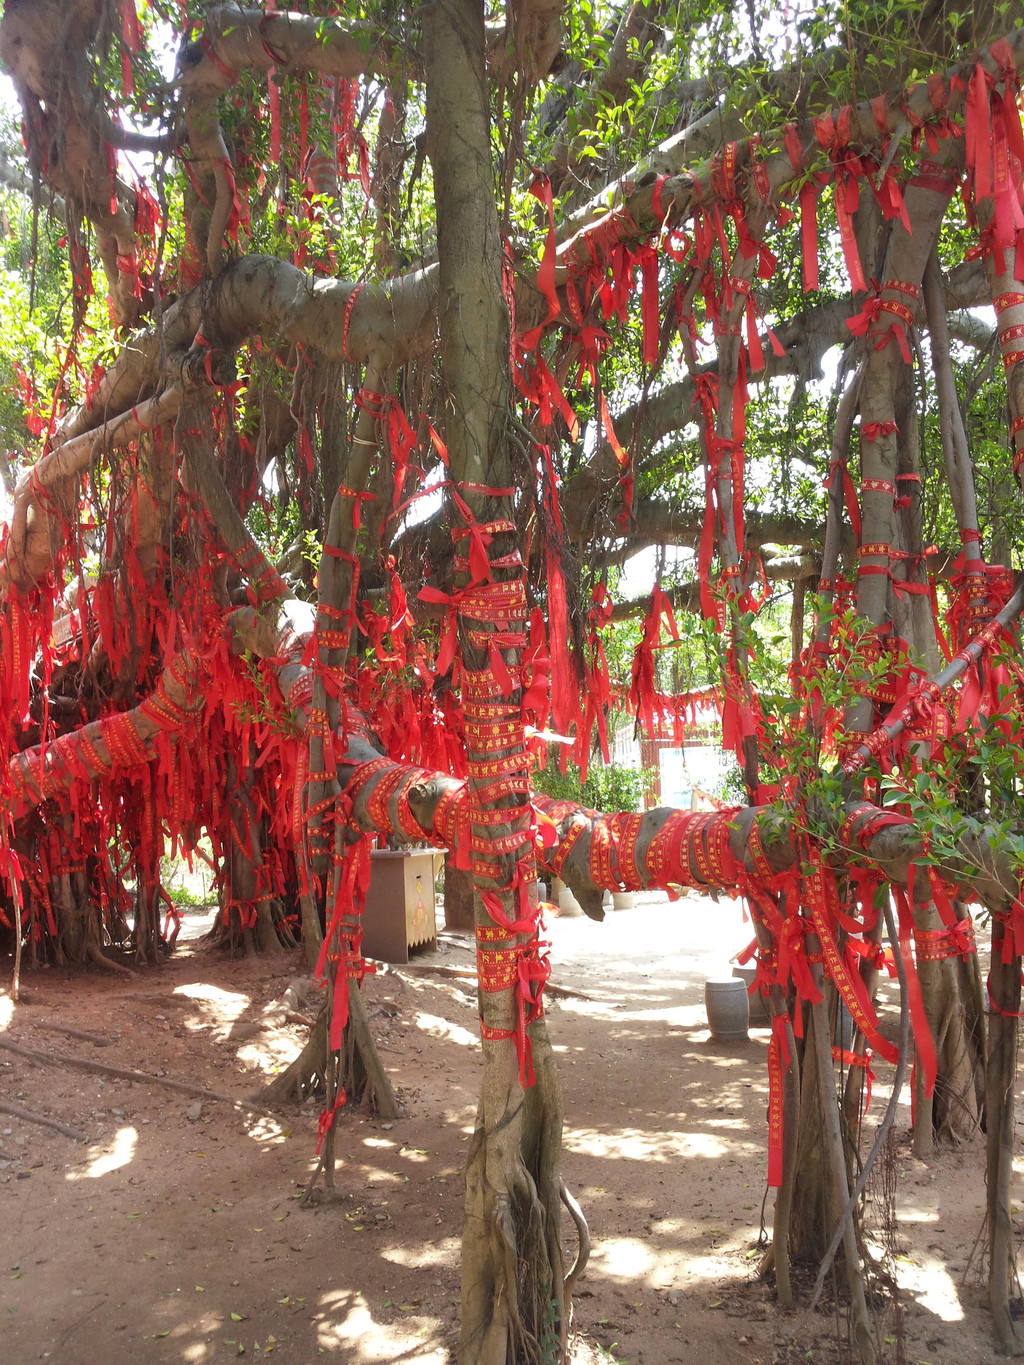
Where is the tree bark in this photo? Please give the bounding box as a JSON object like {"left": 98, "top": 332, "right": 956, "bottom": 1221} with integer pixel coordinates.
{"left": 425, "top": 4, "right": 568, "bottom": 1359}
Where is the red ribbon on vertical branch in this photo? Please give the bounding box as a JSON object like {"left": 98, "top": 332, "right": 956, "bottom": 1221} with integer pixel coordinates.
{"left": 965, "top": 61, "right": 994, "bottom": 203}
{"left": 639, "top": 245, "right": 660, "bottom": 367}
{"left": 630, "top": 585, "right": 678, "bottom": 738}
{"left": 120, "top": 0, "right": 142, "bottom": 95}
{"left": 545, "top": 542, "right": 573, "bottom": 739}
{"left": 766, "top": 1015, "right": 788, "bottom": 1187}
{"left": 802, "top": 843, "right": 899, "bottom": 1066}
{"left": 812, "top": 108, "right": 868, "bottom": 295}
{"left": 727, "top": 275, "right": 785, "bottom": 376}
{"left": 520, "top": 607, "right": 551, "bottom": 733}
{"left": 598, "top": 390, "right": 627, "bottom": 470}
{"left": 784, "top": 124, "right": 820, "bottom": 293}
{"left": 890, "top": 884, "right": 938, "bottom": 1097}
{"left": 598, "top": 388, "right": 634, "bottom": 527}
{"left": 314, "top": 822, "right": 374, "bottom": 1054}
{"left": 826, "top": 454, "right": 862, "bottom": 540}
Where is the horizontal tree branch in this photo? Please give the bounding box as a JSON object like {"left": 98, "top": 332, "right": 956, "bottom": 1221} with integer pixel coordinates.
{"left": 947, "top": 310, "right": 997, "bottom": 350}
{"left": 607, "top": 554, "right": 820, "bottom": 620}
{"left": 563, "top": 258, "right": 989, "bottom": 512}
{"left": 1, "top": 387, "right": 182, "bottom": 593}
{"left": 555, "top": 28, "right": 1024, "bottom": 284}
{"left": 13, "top": 601, "right": 1014, "bottom": 924}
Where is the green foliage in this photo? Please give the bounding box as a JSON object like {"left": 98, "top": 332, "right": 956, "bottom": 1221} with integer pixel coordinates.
{"left": 534, "top": 755, "right": 657, "bottom": 813}
{"left": 876, "top": 694, "right": 1024, "bottom": 894}
{"left": 231, "top": 654, "right": 303, "bottom": 739}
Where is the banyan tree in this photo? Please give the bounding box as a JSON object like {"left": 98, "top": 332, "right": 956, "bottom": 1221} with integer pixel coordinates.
{"left": 2, "top": 0, "right": 1024, "bottom": 1360}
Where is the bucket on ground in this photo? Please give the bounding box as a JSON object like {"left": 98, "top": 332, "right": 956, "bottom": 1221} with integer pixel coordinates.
{"left": 705, "top": 977, "right": 750, "bottom": 1041}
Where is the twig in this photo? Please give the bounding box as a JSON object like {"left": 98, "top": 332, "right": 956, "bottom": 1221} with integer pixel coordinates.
{"left": 843, "top": 581, "right": 1024, "bottom": 773}
{"left": 959, "top": 1216, "right": 987, "bottom": 1287}
{"left": 54, "top": 1293, "right": 107, "bottom": 1351}
{"left": 34, "top": 1021, "right": 114, "bottom": 1047}
{"left": 875, "top": 118, "right": 908, "bottom": 188}
{"left": 0, "top": 1097, "right": 90, "bottom": 1142}
{"left": 0, "top": 1037, "right": 272, "bottom": 1114}
{"left": 561, "top": 1179, "right": 591, "bottom": 1297}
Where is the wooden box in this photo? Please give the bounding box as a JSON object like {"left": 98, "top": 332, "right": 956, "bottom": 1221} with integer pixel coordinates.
{"left": 361, "top": 849, "right": 439, "bottom": 964}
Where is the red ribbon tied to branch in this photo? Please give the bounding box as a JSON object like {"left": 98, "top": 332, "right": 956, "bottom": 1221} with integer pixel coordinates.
{"left": 860, "top": 420, "right": 898, "bottom": 443}
{"left": 783, "top": 123, "right": 819, "bottom": 293}
{"left": 479, "top": 932, "right": 551, "bottom": 1088}
{"left": 813, "top": 109, "right": 868, "bottom": 294}
{"left": 418, "top": 584, "right": 468, "bottom": 676}
{"left": 519, "top": 173, "right": 560, "bottom": 351}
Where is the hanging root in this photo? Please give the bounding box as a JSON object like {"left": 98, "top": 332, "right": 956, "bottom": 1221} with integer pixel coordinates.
{"left": 346, "top": 982, "right": 402, "bottom": 1119}
{"left": 259, "top": 987, "right": 400, "bottom": 1119}
{"left": 85, "top": 942, "right": 136, "bottom": 977}
{"left": 560, "top": 1179, "right": 591, "bottom": 1298}
{"left": 261, "top": 1002, "right": 330, "bottom": 1104}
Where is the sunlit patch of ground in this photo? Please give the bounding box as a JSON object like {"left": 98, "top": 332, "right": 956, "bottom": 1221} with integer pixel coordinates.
{"left": 67, "top": 1124, "right": 138, "bottom": 1180}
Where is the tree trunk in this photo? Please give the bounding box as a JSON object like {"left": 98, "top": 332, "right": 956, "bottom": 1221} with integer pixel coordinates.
{"left": 424, "top": 4, "right": 570, "bottom": 1359}
{"left": 786, "top": 169, "right": 950, "bottom": 1251}
{"left": 445, "top": 859, "right": 477, "bottom": 931}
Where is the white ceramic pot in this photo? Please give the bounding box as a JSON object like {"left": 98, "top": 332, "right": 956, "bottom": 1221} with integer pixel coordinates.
{"left": 705, "top": 978, "right": 749, "bottom": 1041}
{"left": 612, "top": 891, "right": 635, "bottom": 911}
{"left": 557, "top": 884, "right": 583, "bottom": 918}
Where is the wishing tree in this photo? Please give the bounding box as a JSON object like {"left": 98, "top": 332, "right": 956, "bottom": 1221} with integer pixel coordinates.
{"left": 2, "top": 1, "right": 1024, "bottom": 1361}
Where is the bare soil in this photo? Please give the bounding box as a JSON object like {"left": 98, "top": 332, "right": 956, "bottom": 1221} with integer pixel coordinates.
{"left": 0, "top": 892, "right": 1013, "bottom": 1365}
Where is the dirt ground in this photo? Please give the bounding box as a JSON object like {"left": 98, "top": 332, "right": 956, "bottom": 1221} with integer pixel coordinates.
{"left": 0, "top": 890, "right": 1016, "bottom": 1365}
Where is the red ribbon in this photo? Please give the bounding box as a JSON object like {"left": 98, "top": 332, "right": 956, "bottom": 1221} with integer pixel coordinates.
{"left": 861, "top": 420, "right": 898, "bottom": 443}
{"left": 891, "top": 885, "right": 938, "bottom": 1097}
{"left": 825, "top": 457, "right": 861, "bottom": 539}
{"left": 767, "top": 1017, "right": 787, "bottom": 1188}
{"left": 520, "top": 173, "right": 560, "bottom": 350}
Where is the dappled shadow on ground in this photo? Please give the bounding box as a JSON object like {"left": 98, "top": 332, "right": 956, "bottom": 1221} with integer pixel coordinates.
{"left": 0, "top": 947, "right": 470, "bottom": 1364}
{"left": 0, "top": 893, "right": 1007, "bottom": 1365}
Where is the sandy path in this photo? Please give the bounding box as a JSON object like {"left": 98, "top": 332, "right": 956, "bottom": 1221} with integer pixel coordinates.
{"left": 0, "top": 891, "right": 1008, "bottom": 1365}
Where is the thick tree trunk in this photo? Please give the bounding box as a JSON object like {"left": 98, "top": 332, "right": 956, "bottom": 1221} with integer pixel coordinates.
{"left": 425, "top": 4, "right": 569, "bottom": 1360}
{"left": 802, "top": 174, "right": 947, "bottom": 1232}
{"left": 445, "top": 860, "right": 477, "bottom": 931}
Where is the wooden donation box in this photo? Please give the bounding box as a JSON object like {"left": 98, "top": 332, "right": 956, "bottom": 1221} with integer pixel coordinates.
{"left": 361, "top": 848, "right": 439, "bottom": 964}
